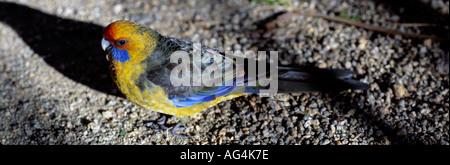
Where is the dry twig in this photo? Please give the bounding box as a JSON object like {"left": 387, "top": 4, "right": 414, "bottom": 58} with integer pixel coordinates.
{"left": 263, "top": 10, "right": 448, "bottom": 41}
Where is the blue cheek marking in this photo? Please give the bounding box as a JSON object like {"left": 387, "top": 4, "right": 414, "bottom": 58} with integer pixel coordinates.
{"left": 111, "top": 47, "right": 130, "bottom": 62}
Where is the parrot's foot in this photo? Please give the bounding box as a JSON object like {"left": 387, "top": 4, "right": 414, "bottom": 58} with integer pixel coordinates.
{"left": 144, "top": 115, "right": 188, "bottom": 139}
{"left": 169, "top": 123, "right": 188, "bottom": 139}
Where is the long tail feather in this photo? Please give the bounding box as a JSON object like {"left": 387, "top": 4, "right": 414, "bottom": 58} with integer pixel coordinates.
{"left": 245, "top": 66, "right": 369, "bottom": 94}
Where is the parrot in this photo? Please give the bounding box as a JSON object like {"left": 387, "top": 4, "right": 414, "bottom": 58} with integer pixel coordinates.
{"left": 101, "top": 20, "right": 369, "bottom": 121}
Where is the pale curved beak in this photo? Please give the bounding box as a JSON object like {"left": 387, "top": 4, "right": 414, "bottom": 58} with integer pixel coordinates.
{"left": 101, "top": 37, "right": 111, "bottom": 51}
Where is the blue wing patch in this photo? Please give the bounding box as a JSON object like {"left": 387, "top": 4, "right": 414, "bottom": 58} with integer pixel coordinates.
{"left": 169, "top": 85, "right": 239, "bottom": 107}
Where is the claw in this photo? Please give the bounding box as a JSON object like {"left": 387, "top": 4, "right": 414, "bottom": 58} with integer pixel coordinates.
{"left": 156, "top": 115, "right": 168, "bottom": 129}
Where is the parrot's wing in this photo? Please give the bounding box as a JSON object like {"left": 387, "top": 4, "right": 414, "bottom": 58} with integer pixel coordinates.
{"left": 147, "top": 36, "right": 247, "bottom": 107}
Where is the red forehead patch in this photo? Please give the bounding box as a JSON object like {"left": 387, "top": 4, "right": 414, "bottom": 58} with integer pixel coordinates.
{"left": 103, "top": 22, "right": 117, "bottom": 42}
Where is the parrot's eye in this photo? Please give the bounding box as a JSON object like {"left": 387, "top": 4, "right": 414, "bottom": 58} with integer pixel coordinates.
{"left": 116, "top": 39, "right": 128, "bottom": 46}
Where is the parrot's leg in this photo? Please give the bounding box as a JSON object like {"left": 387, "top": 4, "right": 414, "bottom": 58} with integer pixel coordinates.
{"left": 169, "top": 122, "right": 188, "bottom": 139}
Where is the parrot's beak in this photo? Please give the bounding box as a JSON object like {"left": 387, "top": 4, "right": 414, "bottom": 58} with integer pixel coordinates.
{"left": 101, "top": 37, "right": 112, "bottom": 51}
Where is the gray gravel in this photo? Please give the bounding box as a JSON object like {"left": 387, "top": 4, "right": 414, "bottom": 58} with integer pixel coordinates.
{"left": 0, "top": 0, "right": 448, "bottom": 145}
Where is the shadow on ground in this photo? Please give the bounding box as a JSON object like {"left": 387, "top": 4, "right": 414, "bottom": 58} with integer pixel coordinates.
{"left": 373, "top": 0, "right": 449, "bottom": 50}
{"left": 0, "top": 2, "right": 121, "bottom": 97}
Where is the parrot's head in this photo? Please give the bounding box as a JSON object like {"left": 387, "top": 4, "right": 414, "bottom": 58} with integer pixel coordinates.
{"left": 102, "top": 20, "right": 159, "bottom": 63}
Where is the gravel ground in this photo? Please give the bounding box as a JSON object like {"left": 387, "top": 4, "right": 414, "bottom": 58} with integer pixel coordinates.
{"left": 0, "top": 0, "right": 448, "bottom": 145}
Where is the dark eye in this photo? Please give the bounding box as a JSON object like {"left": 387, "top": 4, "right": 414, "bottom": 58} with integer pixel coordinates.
{"left": 116, "top": 39, "right": 128, "bottom": 46}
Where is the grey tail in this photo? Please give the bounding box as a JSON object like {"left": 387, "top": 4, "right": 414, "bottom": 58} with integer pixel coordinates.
{"left": 245, "top": 66, "right": 369, "bottom": 93}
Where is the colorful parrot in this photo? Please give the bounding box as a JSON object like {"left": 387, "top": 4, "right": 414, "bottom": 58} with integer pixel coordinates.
{"left": 101, "top": 20, "right": 368, "bottom": 121}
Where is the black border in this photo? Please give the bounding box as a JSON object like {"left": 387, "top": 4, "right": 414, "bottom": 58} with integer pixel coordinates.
{"left": 1, "top": 145, "right": 448, "bottom": 163}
